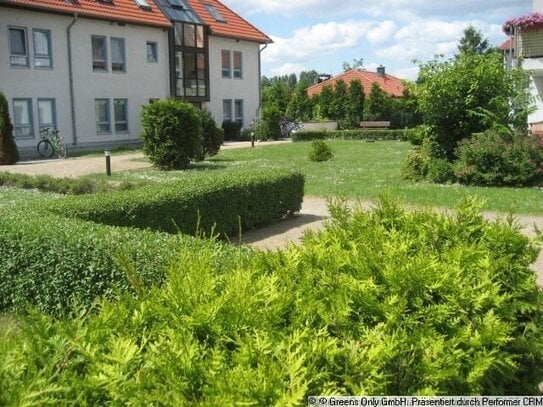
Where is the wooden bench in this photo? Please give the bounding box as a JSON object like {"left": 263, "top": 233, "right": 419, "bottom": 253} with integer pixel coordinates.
{"left": 360, "top": 121, "right": 390, "bottom": 129}
{"left": 529, "top": 122, "right": 543, "bottom": 144}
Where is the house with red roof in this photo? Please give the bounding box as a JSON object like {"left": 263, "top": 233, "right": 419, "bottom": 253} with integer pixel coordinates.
{"left": 0, "top": 0, "right": 271, "bottom": 155}
{"left": 306, "top": 67, "right": 405, "bottom": 99}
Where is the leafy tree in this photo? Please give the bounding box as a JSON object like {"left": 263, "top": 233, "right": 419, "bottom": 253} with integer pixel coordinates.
{"left": 0, "top": 91, "right": 19, "bottom": 165}
{"left": 417, "top": 51, "right": 531, "bottom": 159}
{"left": 299, "top": 70, "right": 319, "bottom": 88}
{"left": 364, "top": 82, "right": 392, "bottom": 121}
{"left": 457, "top": 25, "right": 490, "bottom": 56}
{"left": 286, "top": 85, "right": 313, "bottom": 122}
{"left": 342, "top": 57, "right": 364, "bottom": 72}
{"left": 332, "top": 79, "right": 348, "bottom": 121}
{"left": 345, "top": 80, "right": 365, "bottom": 128}
{"left": 262, "top": 81, "right": 292, "bottom": 114}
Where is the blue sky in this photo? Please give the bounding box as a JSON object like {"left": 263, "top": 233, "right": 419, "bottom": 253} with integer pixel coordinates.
{"left": 224, "top": 0, "right": 531, "bottom": 80}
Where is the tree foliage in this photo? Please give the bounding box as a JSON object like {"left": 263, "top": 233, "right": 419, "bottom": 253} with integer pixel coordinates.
{"left": 457, "top": 25, "right": 490, "bottom": 56}
{"left": 0, "top": 91, "right": 19, "bottom": 165}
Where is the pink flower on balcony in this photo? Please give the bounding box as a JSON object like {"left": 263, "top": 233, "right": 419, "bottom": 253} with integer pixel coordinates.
{"left": 503, "top": 12, "right": 543, "bottom": 34}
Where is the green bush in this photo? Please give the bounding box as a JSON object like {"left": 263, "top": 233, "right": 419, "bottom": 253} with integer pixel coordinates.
{"left": 51, "top": 169, "right": 305, "bottom": 237}
{"left": 0, "top": 91, "right": 19, "bottom": 165}
{"left": 198, "top": 109, "right": 223, "bottom": 158}
{"left": 292, "top": 129, "right": 407, "bottom": 142}
{"left": 405, "top": 124, "right": 434, "bottom": 146}
{"left": 2, "top": 199, "right": 541, "bottom": 402}
{"left": 309, "top": 140, "right": 334, "bottom": 162}
{"left": 141, "top": 99, "right": 202, "bottom": 170}
{"left": 0, "top": 206, "right": 203, "bottom": 315}
{"left": 454, "top": 129, "right": 543, "bottom": 186}
{"left": 427, "top": 158, "right": 455, "bottom": 183}
{"left": 222, "top": 120, "right": 242, "bottom": 141}
{"left": 258, "top": 105, "right": 282, "bottom": 140}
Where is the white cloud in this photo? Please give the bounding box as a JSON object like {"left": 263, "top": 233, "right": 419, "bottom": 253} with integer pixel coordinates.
{"left": 367, "top": 20, "right": 397, "bottom": 45}
{"left": 270, "top": 62, "right": 308, "bottom": 76}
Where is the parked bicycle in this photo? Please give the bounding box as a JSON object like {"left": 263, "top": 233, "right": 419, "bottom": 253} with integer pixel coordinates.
{"left": 37, "top": 127, "right": 66, "bottom": 159}
{"left": 280, "top": 118, "right": 304, "bottom": 138}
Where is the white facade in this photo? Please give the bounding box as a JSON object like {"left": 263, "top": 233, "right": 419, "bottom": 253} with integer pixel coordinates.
{"left": 0, "top": 8, "right": 170, "bottom": 155}
{"left": 204, "top": 36, "right": 262, "bottom": 128}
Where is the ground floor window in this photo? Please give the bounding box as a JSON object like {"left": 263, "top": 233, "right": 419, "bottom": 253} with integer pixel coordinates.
{"left": 12, "top": 98, "right": 33, "bottom": 139}
{"left": 38, "top": 99, "right": 56, "bottom": 132}
{"left": 114, "top": 99, "right": 128, "bottom": 132}
{"left": 95, "top": 99, "right": 110, "bottom": 133}
{"left": 234, "top": 99, "right": 243, "bottom": 126}
{"left": 223, "top": 99, "right": 232, "bottom": 122}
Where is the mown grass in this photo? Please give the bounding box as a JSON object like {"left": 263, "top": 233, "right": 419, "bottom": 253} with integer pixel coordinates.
{"left": 95, "top": 140, "right": 543, "bottom": 216}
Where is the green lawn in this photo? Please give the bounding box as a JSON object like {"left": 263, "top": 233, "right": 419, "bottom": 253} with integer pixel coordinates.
{"left": 100, "top": 140, "right": 543, "bottom": 215}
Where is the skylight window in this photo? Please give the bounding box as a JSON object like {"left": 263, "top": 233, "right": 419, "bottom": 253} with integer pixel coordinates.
{"left": 134, "top": 0, "right": 151, "bottom": 10}
{"left": 168, "top": 0, "right": 185, "bottom": 9}
{"left": 204, "top": 4, "right": 226, "bottom": 23}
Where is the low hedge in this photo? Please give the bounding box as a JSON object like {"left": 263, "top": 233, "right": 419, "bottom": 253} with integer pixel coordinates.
{"left": 292, "top": 129, "right": 408, "bottom": 142}
{"left": 50, "top": 169, "right": 305, "bottom": 237}
{"left": 0, "top": 207, "right": 200, "bottom": 315}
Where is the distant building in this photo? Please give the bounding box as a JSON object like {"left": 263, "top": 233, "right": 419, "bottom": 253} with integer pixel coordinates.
{"left": 306, "top": 67, "right": 405, "bottom": 99}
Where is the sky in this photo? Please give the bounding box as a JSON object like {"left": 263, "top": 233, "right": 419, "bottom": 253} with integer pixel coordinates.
{"left": 223, "top": 0, "right": 532, "bottom": 81}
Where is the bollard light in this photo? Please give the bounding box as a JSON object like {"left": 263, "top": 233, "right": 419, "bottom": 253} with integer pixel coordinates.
{"left": 251, "top": 132, "right": 255, "bottom": 148}
{"left": 104, "top": 150, "right": 111, "bottom": 176}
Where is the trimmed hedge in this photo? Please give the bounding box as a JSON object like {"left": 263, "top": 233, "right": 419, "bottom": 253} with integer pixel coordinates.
{"left": 50, "top": 169, "right": 304, "bottom": 237}
{"left": 292, "top": 129, "right": 408, "bottom": 142}
{"left": 0, "top": 208, "right": 201, "bottom": 315}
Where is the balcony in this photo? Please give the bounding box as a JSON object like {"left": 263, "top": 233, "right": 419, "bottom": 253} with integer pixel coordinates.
{"left": 518, "top": 28, "right": 543, "bottom": 58}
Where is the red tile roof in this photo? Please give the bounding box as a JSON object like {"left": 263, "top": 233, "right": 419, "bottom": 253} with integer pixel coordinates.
{"left": 499, "top": 37, "right": 514, "bottom": 50}
{"left": 2, "top": 0, "right": 171, "bottom": 27}
{"left": 188, "top": 0, "right": 272, "bottom": 44}
{"left": 307, "top": 69, "right": 405, "bottom": 98}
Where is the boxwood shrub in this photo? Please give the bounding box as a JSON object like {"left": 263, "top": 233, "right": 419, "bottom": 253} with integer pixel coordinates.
{"left": 292, "top": 129, "right": 408, "bottom": 142}
{"left": 50, "top": 169, "right": 304, "bottom": 237}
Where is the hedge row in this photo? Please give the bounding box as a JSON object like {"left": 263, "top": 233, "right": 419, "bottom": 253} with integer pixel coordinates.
{"left": 292, "top": 129, "right": 408, "bottom": 142}
{"left": 51, "top": 169, "right": 304, "bottom": 237}
{"left": 0, "top": 208, "right": 197, "bottom": 315}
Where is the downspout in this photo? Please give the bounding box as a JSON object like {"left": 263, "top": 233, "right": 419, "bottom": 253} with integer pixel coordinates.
{"left": 67, "top": 14, "right": 78, "bottom": 145}
{"left": 257, "top": 43, "right": 268, "bottom": 119}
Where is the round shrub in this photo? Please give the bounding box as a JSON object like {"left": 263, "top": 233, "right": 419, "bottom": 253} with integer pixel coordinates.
{"left": 454, "top": 129, "right": 543, "bottom": 186}
{"left": 309, "top": 140, "right": 334, "bottom": 162}
{"left": 141, "top": 99, "right": 202, "bottom": 170}
{"left": 0, "top": 91, "right": 19, "bottom": 165}
{"left": 427, "top": 158, "right": 455, "bottom": 183}
{"left": 198, "top": 109, "right": 223, "bottom": 159}
{"left": 258, "top": 105, "right": 282, "bottom": 141}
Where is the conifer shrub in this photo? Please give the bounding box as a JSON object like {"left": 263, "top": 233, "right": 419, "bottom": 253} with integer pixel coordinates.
{"left": 1, "top": 198, "right": 541, "bottom": 401}
{"left": 0, "top": 91, "right": 19, "bottom": 165}
{"left": 198, "top": 109, "right": 223, "bottom": 158}
{"left": 141, "top": 99, "right": 202, "bottom": 170}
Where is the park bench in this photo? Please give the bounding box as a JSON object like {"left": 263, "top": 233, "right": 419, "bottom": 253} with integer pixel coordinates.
{"left": 529, "top": 122, "right": 543, "bottom": 144}
{"left": 360, "top": 121, "right": 391, "bottom": 129}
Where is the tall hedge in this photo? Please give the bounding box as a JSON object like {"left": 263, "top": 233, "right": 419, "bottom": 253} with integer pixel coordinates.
{"left": 0, "top": 91, "right": 19, "bottom": 165}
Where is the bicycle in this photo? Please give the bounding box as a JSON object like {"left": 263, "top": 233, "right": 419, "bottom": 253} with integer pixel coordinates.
{"left": 280, "top": 118, "right": 304, "bottom": 138}
{"left": 37, "top": 127, "right": 67, "bottom": 159}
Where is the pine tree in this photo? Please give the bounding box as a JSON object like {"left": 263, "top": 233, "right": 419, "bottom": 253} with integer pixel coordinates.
{"left": 0, "top": 91, "right": 19, "bottom": 165}
{"left": 345, "top": 80, "right": 365, "bottom": 128}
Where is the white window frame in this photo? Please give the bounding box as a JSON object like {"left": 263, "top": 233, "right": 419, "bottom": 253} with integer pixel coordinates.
{"left": 33, "top": 29, "right": 52, "bottom": 69}
{"left": 221, "top": 50, "right": 231, "bottom": 78}
{"left": 12, "top": 98, "right": 34, "bottom": 139}
{"left": 37, "top": 98, "right": 56, "bottom": 132}
{"left": 223, "top": 99, "right": 232, "bottom": 123}
{"left": 95, "top": 99, "right": 111, "bottom": 134}
{"left": 111, "top": 37, "right": 126, "bottom": 73}
{"left": 114, "top": 98, "right": 128, "bottom": 132}
{"left": 92, "top": 36, "right": 108, "bottom": 71}
{"left": 233, "top": 51, "right": 242, "bottom": 79}
{"left": 9, "top": 27, "right": 29, "bottom": 68}
{"left": 146, "top": 41, "right": 158, "bottom": 63}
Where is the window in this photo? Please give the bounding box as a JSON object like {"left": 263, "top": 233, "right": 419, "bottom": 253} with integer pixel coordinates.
{"left": 204, "top": 3, "right": 226, "bottom": 22}
{"left": 234, "top": 99, "right": 243, "bottom": 125}
{"left": 111, "top": 38, "right": 126, "bottom": 72}
{"left": 233, "top": 51, "right": 242, "bottom": 79}
{"left": 92, "top": 36, "right": 107, "bottom": 71}
{"left": 221, "top": 50, "right": 231, "bottom": 78}
{"left": 37, "top": 99, "right": 56, "bottom": 132}
{"left": 95, "top": 99, "right": 110, "bottom": 133}
{"left": 223, "top": 99, "right": 232, "bottom": 122}
{"left": 114, "top": 99, "right": 128, "bottom": 132}
{"left": 174, "top": 23, "right": 208, "bottom": 99}
{"left": 134, "top": 0, "right": 151, "bottom": 9}
{"left": 146, "top": 41, "right": 158, "bottom": 63}
{"left": 12, "top": 99, "right": 33, "bottom": 139}
{"left": 9, "top": 27, "right": 28, "bottom": 67}
{"left": 33, "top": 29, "right": 52, "bottom": 69}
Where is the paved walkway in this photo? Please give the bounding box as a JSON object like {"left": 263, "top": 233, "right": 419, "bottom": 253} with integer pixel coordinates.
{"left": 1, "top": 140, "right": 542, "bottom": 285}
